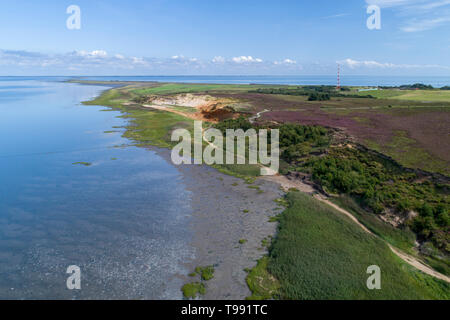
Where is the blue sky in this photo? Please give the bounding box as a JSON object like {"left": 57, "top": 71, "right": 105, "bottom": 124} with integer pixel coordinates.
{"left": 0, "top": 0, "right": 449, "bottom": 75}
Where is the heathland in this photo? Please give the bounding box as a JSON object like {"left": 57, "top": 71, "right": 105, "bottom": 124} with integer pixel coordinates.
{"left": 80, "top": 80, "right": 449, "bottom": 299}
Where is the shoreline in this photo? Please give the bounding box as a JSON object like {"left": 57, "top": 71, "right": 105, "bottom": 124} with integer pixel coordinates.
{"left": 152, "top": 147, "right": 284, "bottom": 299}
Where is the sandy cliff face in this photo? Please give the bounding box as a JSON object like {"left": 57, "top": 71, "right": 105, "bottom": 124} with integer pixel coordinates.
{"left": 145, "top": 93, "right": 238, "bottom": 122}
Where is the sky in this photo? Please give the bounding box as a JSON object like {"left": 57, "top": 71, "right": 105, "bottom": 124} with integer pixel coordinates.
{"left": 0, "top": 0, "right": 449, "bottom": 76}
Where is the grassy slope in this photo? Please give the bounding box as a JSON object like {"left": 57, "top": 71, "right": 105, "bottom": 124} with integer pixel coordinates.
{"left": 397, "top": 90, "right": 450, "bottom": 102}
{"left": 352, "top": 89, "right": 450, "bottom": 102}
{"left": 258, "top": 192, "right": 449, "bottom": 300}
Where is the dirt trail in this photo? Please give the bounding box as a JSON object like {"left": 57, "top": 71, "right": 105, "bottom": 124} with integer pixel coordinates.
{"left": 249, "top": 109, "right": 270, "bottom": 124}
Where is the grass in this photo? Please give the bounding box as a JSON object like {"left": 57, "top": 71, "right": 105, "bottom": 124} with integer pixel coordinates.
{"left": 351, "top": 89, "right": 406, "bottom": 99}
{"left": 247, "top": 185, "right": 261, "bottom": 191}
{"left": 246, "top": 257, "right": 281, "bottom": 300}
{"left": 84, "top": 87, "right": 194, "bottom": 148}
{"left": 250, "top": 192, "right": 449, "bottom": 300}
{"left": 239, "top": 239, "right": 248, "bottom": 244}
{"left": 181, "top": 282, "right": 206, "bottom": 299}
{"left": 395, "top": 90, "right": 450, "bottom": 102}
{"left": 131, "top": 83, "right": 263, "bottom": 96}
{"left": 72, "top": 162, "right": 92, "bottom": 167}
{"left": 351, "top": 88, "right": 450, "bottom": 102}
{"left": 195, "top": 266, "right": 215, "bottom": 281}
{"left": 365, "top": 130, "right": 449, "bottom": 175}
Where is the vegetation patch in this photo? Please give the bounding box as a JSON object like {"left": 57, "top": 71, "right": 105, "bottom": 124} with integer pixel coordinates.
{"left": 72, "top": 162, "right": 92, "bottom": 167}
{"left": 297, "top": 147, "right": 449, "bottom": 255}
{"left": 181, "top": 282, "right": 206, "bottom": 299}
{"left": 246, "top": 257, "right": 281, "bottom": 300}
{"left": 195, "top": 266, "right": 215, "bottom": 281}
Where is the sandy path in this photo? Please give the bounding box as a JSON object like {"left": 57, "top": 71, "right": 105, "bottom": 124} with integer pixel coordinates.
{"left": 249, "top": 109, "right": 270, "bottom": 124}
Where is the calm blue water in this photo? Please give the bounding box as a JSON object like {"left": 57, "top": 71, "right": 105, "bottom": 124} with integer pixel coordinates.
{"left": 68, "top": 75, "right": 450, "bottom": 88}
{"left": 0, "top": 78, "right": 194, "bottom": 299}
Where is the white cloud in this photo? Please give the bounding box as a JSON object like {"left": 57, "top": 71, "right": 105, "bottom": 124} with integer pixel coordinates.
{"left": 404, "top": 0, "right": 450, "bottom": 11}
{"left": 401, "top": 16, "right": 450, "bottom": 31}
{"left": 339, "top": 58, "right": 450, "bottom": 70}
{"left": 322, "top": 13, "right": 350, "bottom": 19}
{"left": 212, "top": 56, "right": 225, "bottom": 63}
{"left": 76, "top": 50, "right": 108, "bottom": 58}
{"left": 0, "top": 49, "right": 304, "bottom": 75}
{"left": 275, "top": 58, "right": 297, "bottom": 65}
{"left": 232, "top": 56, "right": 263, "bottom": 63}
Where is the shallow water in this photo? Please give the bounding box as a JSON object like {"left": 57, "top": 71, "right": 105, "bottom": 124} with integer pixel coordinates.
{"left": 0, "top": 79, "right": 194, "bottom": 299}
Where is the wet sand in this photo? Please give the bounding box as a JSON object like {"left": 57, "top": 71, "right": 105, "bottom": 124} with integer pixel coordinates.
{"left": 154, "top": 148, "right": 284, "bottom": 299}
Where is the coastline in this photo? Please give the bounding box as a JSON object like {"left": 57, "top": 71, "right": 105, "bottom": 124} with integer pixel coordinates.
{"left": 75, "top": 80, "right": 287, "bottom": 299}
{"left": 149, "top": 147, "right": 284, "bottom": 299}
{"left": 79, "top": 80, "right": 450, "bottom": 299}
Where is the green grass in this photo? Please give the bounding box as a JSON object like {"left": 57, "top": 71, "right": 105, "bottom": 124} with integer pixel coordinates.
{"left": 256, "top": 192, "right": 449, "bottom": 300}
{"left": 395, "top": 90, "right": 450, "bottom": 102}
{"left": 351, "top": 89, "right": 405, "bottom": 99}
{"left": 195, "top": 266, "right": 215, "bottom": 281}
{"left": 239, "top": 239, "right": 248, "bottom": 244}
{"left": 72, "top": 162, "right": 92, "bottom": 167}
{"left": 131, "top": 83, "right": 261, "bottom": 96}
{"left": 181, "top": 282, "right": 206, "bottom": 299}
{"left": 84, "top": 87, "right": 193, "bottom": 148}
{"left": 246, "top": 257, "right": 281, "bottom": 300}
{"left": 351, "top": 89, "right": 450, "bottom": 102}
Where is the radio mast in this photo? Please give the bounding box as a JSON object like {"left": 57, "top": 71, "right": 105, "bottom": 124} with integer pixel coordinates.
{"left": 337, "top": 64, "right": 341, "bottom": 90}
